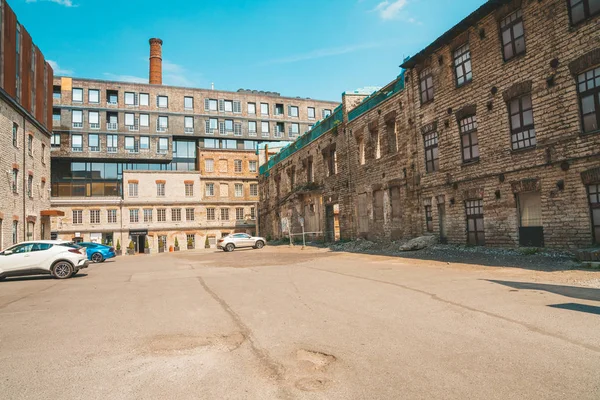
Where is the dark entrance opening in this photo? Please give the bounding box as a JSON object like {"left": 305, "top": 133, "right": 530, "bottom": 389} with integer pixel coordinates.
{"left": 517, "top": 191, "right": 544, "bottom": 247}
{"left": 325, "top": 204, "right": 340, "bottom": 242}
{"left": 137, "top": 235, "right": 146, "bottom": 253}
{"left": 466, "top": 200, "right": 485, "bottom": 246}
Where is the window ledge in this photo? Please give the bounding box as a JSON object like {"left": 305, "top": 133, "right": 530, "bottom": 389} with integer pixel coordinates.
{"left": 420, "top": 99, "right": 434, "bottom": 107}
{"left": 510, "top": 145, "right": 537, "bottom": 154}
{"left": 455, "top": 80, "right": 473, "bottom": 90}
{"left": 580, "top": 129, "right": 600, "bottom": 137}
{"left": 503, "top": 52, "right": 526, "bottom": 65}
{"left": 461, "top": 158, "right": 480, "bottom": 168}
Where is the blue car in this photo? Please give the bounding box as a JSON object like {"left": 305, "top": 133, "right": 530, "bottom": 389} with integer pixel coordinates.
{"left": 78, "top": 242, "right": 116, "bottom": 263}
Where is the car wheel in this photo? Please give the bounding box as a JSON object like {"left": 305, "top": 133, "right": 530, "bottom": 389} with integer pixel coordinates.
{"left": 52, "top": 261, "right": 74, "bottom": 279}
{"left": 225, "top": 243, "right": 235, "bottom": 252}
{"left": 0, "top": 276, "right": 6, "bottom": 281}
{"left": 91, "top": 252, "right": 104, "bottom": 263}
{"left": 254, "top": 241, "right": 265, "bottom": 249}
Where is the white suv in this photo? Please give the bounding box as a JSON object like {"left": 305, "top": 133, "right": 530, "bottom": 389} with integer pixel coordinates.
{"left": 0, "top": 240, "right": 89, "bottom": 281}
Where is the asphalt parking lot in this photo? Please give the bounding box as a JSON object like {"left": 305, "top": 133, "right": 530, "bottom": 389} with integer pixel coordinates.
{"left": 1, "top": 246, "right": 599, "bottom": 399}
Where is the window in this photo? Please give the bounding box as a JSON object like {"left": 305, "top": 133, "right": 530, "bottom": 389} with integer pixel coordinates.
{"left": 107, "top": 209, "right": 117, "bottom": 224}
{"left": 140, "top": 114, "right": 149, "bottom": 127}
{"left": 124, "top": 92, "right": 137, "bottom": 105}
{"left": 185, "top": 116, "right": 194, "bottom": 133}
{"left": 308, "top": 107, "right": 316, "bottom": 119}
{"left": 90, "top": 209, "right": 100, "bottom": 224}
{"left": 221, "top": 208, "right": 230, "bottom": 221}
{"left": 53, "top": 108, "right": 61, "bottom": 123}
{"left": 12, "top": 221, "right": 18, "bottom": 244}
{"left": 425, "top": 205, "right": 433, "bottom": 232}
{"left": 234, "top": 122, "right": 242, "bottom": 136}
{"left": 185, "top": 183, "right": 194, "bottom": 197}
{"left": 245, "top": 102, "right": 256, "bottom": 115}
{"left": 139, "top": 93, "right": 149, "bottom": 106}
{"left": 129, "top": 182, "right": 138, "bottom": 197}
{"left": 459, "top": 116, "right": 479, "bottom": 163}
{"left": 89, "top": 111, "right": 100, "bottom": 129}
{"left": 289, "top": 105, "right": 299, "bottom": 117}
{"left": 260, "top": 103, "right": 269, "bottom": 115}
{"left": 205, "top": 158, "right": 214, "bottom": 172}
{"left": 157, "top": 95, "right": 168, "bottom": 108}
{"left": 156, "top": 182, "right": 165, "bottom": 197}
{"left": 578, "top": 67, "right": 600, "bottom": 133}
{"left": 206, "top": 118, "right": 218, "bottom": 134}
{"left": 184, "top": 96, "right": 193, "bottom": 109}
{"left": 12, "top": 123, "right": 18, "bottom": 147}
{"left": 73, "top": 210, "right": 83, "bottom": 225}
{"left": 53, "top": 85, "right": 61, "bottom": 100}
{"left": 500, "top": 10, "right": 525, "bottom": 61}
{"left": 588, "top": 184, "right": 600, "bottom": 244}
{"left": 157, "top": 116, "right": 168, "bottom": 131}
{"left": 250, "top": 207, "right": 256, "bottom": 219}
{"left": 223, "top": 100, "right": 233, "bottom": 112}
{"left": 419, "top": 68, "right": 434, "bottom": 104}
{"left": 172, "top": 208, "right": 182, "bottom": 222}
{"left": 206, "top": 99, "right": 218, "bottom": 111}
{"left": 509, "top": 94, "right": 536, "bottom": 150}
{"left": 322, "top": 109, "right": 332, "bottom": 119}
{"left": 358, "top": 136, "right": 365, "bottom": 165}
{"left": 125, "top": 113, "right": 135, "bottom": 127}
{"left": 28, "top": 135, "right": 33, "bottom": 155}
{"left": 51, "top": 133, "right": 61, "bottom": 147}
{"left": 125, "top": 136, "right": 135, "bottom": 150}
{"left": 236, "top": 208, "right": 245, "bottom": 221}
{"left": 140, "top": 136, "right": 149, "bottom": 150}
{"left": 186, "top": 208, "right": 195, "bottom": 221}
{"left": 569, "top": 0, "right": 600, "bottom": 24}
{"left": 225, "top": 119, "right": 234, "bottom": 133}
{"left": 466, "top": 200, "right": 485, "bottom": 246}
{"left": 71, "top": 134, "right": 83, "bottom": 151}
{"left": 144, "top": 209, "right": 153, "bottom": 223}
{"left": 72, "top": 88, "right": 83, "bottom": 102}
{"left": 158, "top": 137, "right": 169, "bottom": 154}
{"left": 186, "top": 234, "right": 195, "bottom": 247}
{"left": 290, "top": 123, "right": 300, "bottom": 138}
{"left": 274, "top": 103, "right": 284, "bottom": 115}
{"left": 423, "top": 131, "right": 439, "bottom": 173}
{"left": 261, "top": 121, "right": 270, "bottom": 137}
{"left": 207, "top": 208, "right": 216, "bottom": 221}
{"left": 12, "top": 169, "right": 18, "bottom": 193}
{"left": 248, "top": 121, "right": 257, "bottom": 136}
{"left": 130, "top": 209, "right": 139, "bottom": 223}
{"left": 233, "top": 100, "right": 242, "bottom": 113}
{"left": 234, "top": 183, "right": 243, "bottom": 197}
{"left": 27, "top": 174, "right": 33, "bottom": 197}
{"left": 206, "top": 183, "right": 215, "bottom": 196}
{"left": 88, "top": 89, "right": 99, "bottom": 103}
{"left": 250, "top": 183, "right": 258, "bottom": 197}
{"left": 234, "top": 159, "right": 242, "bottom": 173}
{"left": 453, "top": 43, "right": 472, "bottom": 87}
{"left": 72, "top": 110, "right": 83, "bottom": 128}
{"left": 106, "top": 134, "right": 118, "bottom": 152}
{"left": 249, "top": 160, "right": 257, "bottom": 172}
{"left": 89, "top": 134, "right": 100, "bottom": 152}
{"left": 157, "top": 209, "right": 166, "bottom": 222}
{"left": 107, "top": 90, "right": 118, "bottom": 105}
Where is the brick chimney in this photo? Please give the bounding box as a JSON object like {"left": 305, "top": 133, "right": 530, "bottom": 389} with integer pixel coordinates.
{"left": 149, "top": 38, "right": 163, "bottom": 85}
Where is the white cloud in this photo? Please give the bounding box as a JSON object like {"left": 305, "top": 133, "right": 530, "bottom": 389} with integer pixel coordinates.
{"left": 47, "top": 60, "right": 73, "bottom": 76}
{"left": 373, "top": 0, "right": 408, "bottom": 20}
{"left": 260, "top": 43, "right": 382, "bottom": 65}
{"left": 26, "top": 0, "right": 77, "bottom": 7}
{"left": 102, "top": 73, "right": 147, "bottom": 84}
{"left": 162, "top": 60, "right": 199, "bottom": 87}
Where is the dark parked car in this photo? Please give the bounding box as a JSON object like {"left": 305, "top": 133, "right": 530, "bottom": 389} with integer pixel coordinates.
{"left": 78, "top": 242, "right": 116, "bottom": 263}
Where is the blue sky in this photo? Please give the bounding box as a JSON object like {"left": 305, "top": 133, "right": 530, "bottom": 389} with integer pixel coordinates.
{"left": 15, "top": 0, "right": 485, "bottom": 101}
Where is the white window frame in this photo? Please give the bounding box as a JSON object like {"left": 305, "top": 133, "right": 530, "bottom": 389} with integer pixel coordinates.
{"left": 72, "top": 88, "right": 83, "bottom": 102}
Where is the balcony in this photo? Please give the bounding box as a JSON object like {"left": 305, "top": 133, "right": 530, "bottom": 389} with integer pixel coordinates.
{"left": 107, "top": 123, "right": 118, "bottom": 131}
{"left": 107, "top": 147, "right": 117, "bottom": 153}
{"left": 90, "top": 146, "right": 100, "bottom": 152}
{"left": 107, "top": 100, "right": 118, "bottom": 106}
{"left": 72, "top": 122, "right": 83, "bottom": 129}
{"left": 90, "top": 123, "right": 100, "bottom": 130}
{"left": 72, "top": 147, "right": 83, "bottom": 153}
{"left": 184, "top": 127, "right": 194, "bottom": 134}
{"left": 128, "top": 125, "right": 139, "bottom": 132}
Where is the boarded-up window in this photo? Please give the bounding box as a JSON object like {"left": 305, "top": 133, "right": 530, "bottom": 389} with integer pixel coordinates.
{"left": 387, "top": 121, "right": 397, "bottom": 153}
{"left": 390, "top": 186, "right": 401, "bottom": 220}
{"left": 518, "top": 191, "right": 542, "bottom": 227}
{"left": 373, "top": 190, "right": 384, "bottom": 221}
{"left": 358, "top": 193, "right": 369, "bottom": 233}
{"left": 218, "top": 159, "right": 228, "bottom": 173}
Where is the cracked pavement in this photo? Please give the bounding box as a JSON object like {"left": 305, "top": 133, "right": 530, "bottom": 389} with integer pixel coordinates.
{"left": 1, "top": 246, "right": 599, "bottom": 399}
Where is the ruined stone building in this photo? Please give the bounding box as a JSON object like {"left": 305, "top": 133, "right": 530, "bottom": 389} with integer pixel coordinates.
{"left": 258, "top": 0, "right": 600, "bottom": 249}
{"left": 48, "top": 39, "right": 339, "bottom": 252}
{"left": 0, "top": 0, "right": 55, "bottom": 250}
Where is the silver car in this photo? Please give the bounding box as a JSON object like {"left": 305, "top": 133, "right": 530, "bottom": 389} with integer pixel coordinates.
{"left": 217, "top": 233, "right": 266, "bottom": 252}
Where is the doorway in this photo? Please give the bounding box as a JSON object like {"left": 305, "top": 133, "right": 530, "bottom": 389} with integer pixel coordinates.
{"left": 465, "top": 200, "right": 485, "bottom": 246}
{"left": 325, "top": 204, "right": 340, "bottom": 242}
{"left": 517, "top": 191, "right": 544, "bottom": 247}
{"left": 136, "top": 235, "right": 146, "bottom": 253}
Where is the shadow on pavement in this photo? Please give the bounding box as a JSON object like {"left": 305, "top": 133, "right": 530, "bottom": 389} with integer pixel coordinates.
{"left": 485, "top": 280, "right": 600, "bottom": 301}
{"left": 548, "top": 303, "right": 600, "bottom": 316}
{"left": 1, "top": 274, "right": 88, "bottom": 282}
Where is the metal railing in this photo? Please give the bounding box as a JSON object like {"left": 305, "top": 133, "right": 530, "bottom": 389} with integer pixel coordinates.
{"left": 89, "top": 146, "right": 100, "bottom": 152}
{"left": 128, "top": 125, "right": 139, "bottom": 132}
{"left": 107, "top": 100, "right": 118, "bottom": 106}
{"left": 72, "top": 122, "right": 83, "bottom": 128}
{"left": 90, "top": 123, "right": 100, "bottom": 129}
{"left": 107, "top": 147, "right": 117, "bottom": 153}
{"left": 72, "top": 147, "right": 83, "bottom": 152}
{"left": 107, "top": 122, "right": 118, "bottom": 130}
{"left": 157, "top": 126, "right": 167, "bottom": 132}
{"left": 184, "top": 127, "right": 194, "bottom": 134}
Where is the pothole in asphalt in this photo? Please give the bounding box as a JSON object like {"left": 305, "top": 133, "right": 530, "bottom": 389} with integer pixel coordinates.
{"left": 143, "top": 332, "right": 246, "bottom": 355}
{"left": 296, "top": 349, "right": 336, "bottom": 371}
{"left": 295, "top": 377, "right": 332, "bottom": 392}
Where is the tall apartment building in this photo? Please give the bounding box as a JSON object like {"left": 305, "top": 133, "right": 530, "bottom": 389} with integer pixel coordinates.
{"left": 0, "top": 0, "right": 55, "bottom": 251}
{"left": 49, "top": 38, "right": 339, "bottom": 252}
{"left": 259, "top": 0, "right": 600, "bottom": 249}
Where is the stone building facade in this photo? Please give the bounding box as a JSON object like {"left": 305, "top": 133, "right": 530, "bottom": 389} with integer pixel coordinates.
{"left": 259, "top": 0, "right": 600, "bottom": 249}
{"left": 0, "top": 0, "right": 55, "bottom": 250}
{"left": 49, "top": 39, "right": 338, "bottom": 252}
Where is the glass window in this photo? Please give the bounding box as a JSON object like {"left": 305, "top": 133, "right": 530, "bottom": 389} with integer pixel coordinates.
{"left": 172, "top": 208, "right": 181, "bottom": 222}
{"left": 290, "top": 123, "right": 300, "bottom": 138}
{"left": 72, "top": 88, "right": 83, "bottom": 102}
{"left": 221, "top": 208, "right": 230, "bottom": 221}
{"left": 107, "top": 210, "right": 117, "bottom": 224}
{"left": 143, "top": 209, "right": 153, "bottom": 223}
{"left": 156, "top": 182, "right": 165, "bottom": 197}
{"left": 157, "top": 209, "right": 166, "bottom": 222}
{"left": 140, "top": 136, "right": 149, "bottom": 149}
{"left": 260, "top": 103, "right": 269, "bottom": 115}
{"left": 125, "top": 136, "right": 135, "bottom": 149}
{"left": 205, "top": 159, "right": 214, "bottom": 172}
{"left": 322, "top": 109, "right": 332, "bottom": 118}
{"left": 248, "top": 102, "right": 256, "bottom": 114}
{"left": 89, "top": 111, "right": 99, "bottom": 126}
{"left": 236, "top": 208, "right": 245, "bottom": 221}
{"left": 125, "top": 113, "right": 135, "bottom": 126}
{"left": 419, "top": 68, "right": 434, "bottom": 104}
{"left": 186, "top": 209, "right": 195, "bottom": 222}
{"left": 71, "top": 134, "right": 83, "bottom": 150}
{"left": 88, "top": 89, "right": 99, "bottom": 103}
{"left": 569, "top": 0, "right": 600, "bottom": 25}
{"left": 234, "top": 159, "right": 242, "bottom": 173}
{"left": 185, "top": 116, "right": 194, "bottom": 130}
{"left": 249, "top": 160, "right": 257, "bottom": 172}
{"left": 129, "top": 183, "right": 138, "bottom": 197}
{"left": 289, "top": 106, "right": 299, "bottom": 117}
{"left": 206, "top": 208, "right": 215, "bottom": 221}
{"left": 225, "top": 119, "right": 234, "bottom": 132}
{"left": 89, "top": 134, "right": 99, "bottom": 151}
{"left": 261, "top": 121, "right": 270, "bottom": 136}
{"left": 72, "top": 110, "right": 83, "bottom": 124}
{"left": 72, "top": 210, "right": 83, "bottom": 224}
{"left": 124, "top": 92, "right": 136, "bottom": 105}
{"left": 577, "top": 67, "right": 600, "bottom": 133}
{"left": 158, "top": 137, "right": 169, "bottom": 153}
{"left": 308, "top": 107, "right": 315, "bottom": 119}
{"left": 509, "top": 94, "right": 536, "bottom": 150}
{"left": 157, "top": 96, "right": 168, "bottom": 108}
{"left": 423, "top": 131, "right": 439, "bottom": 173}
{"left": 234, "top": 183, "right": 243, "bottom": 197}
{"left": 184, "top": 96, "right": 194, "bottom": 109}
{"left": 459, "top": 116, "right": 479, "bottom": 163}
{"left": 139, "top": 93, "right": 149, "bottom": 106}
{"left": 130, "top": 209, "right": 139, "bottom": 223}
{"left": 206, "top": 183, "right": 215, "bottom": 196}
{"left": 224, "top": 100, "right": 233, "bottom": 112}
{"left": 453, "top": 43, "right": 472, "bottom": 87}
{"left": 185, "top": 183, "right": 194, "bottom": 197}
{"left": 140, "top": 114, "right": 149, "bottom": 127}
{"left": 244, "top": 140, "right": 257, "bottom": 150}
{"left": 250, "top": 184, "right": 258, "bottom": 196}
{"left": 500, "top": 9, "right": 525, "bottom": 61}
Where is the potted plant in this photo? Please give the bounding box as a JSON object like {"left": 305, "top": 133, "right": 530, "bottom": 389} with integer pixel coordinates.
{"left": 127, "top": 240, "right": 135, "bottom": 255}
{"left": 174, "top": 237, "right": 180, "bottom": 251}
{"left": 205, "top": 236, "right": 211, "bottom": 249}
{"left": 144, "top": 237, "right": 150, "bottom": 254}
{"left": 116, "top": 239, "right": 122, "bottom": 256}
{"left": 187, "top": 237, "right": 194, "bottom": 250}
